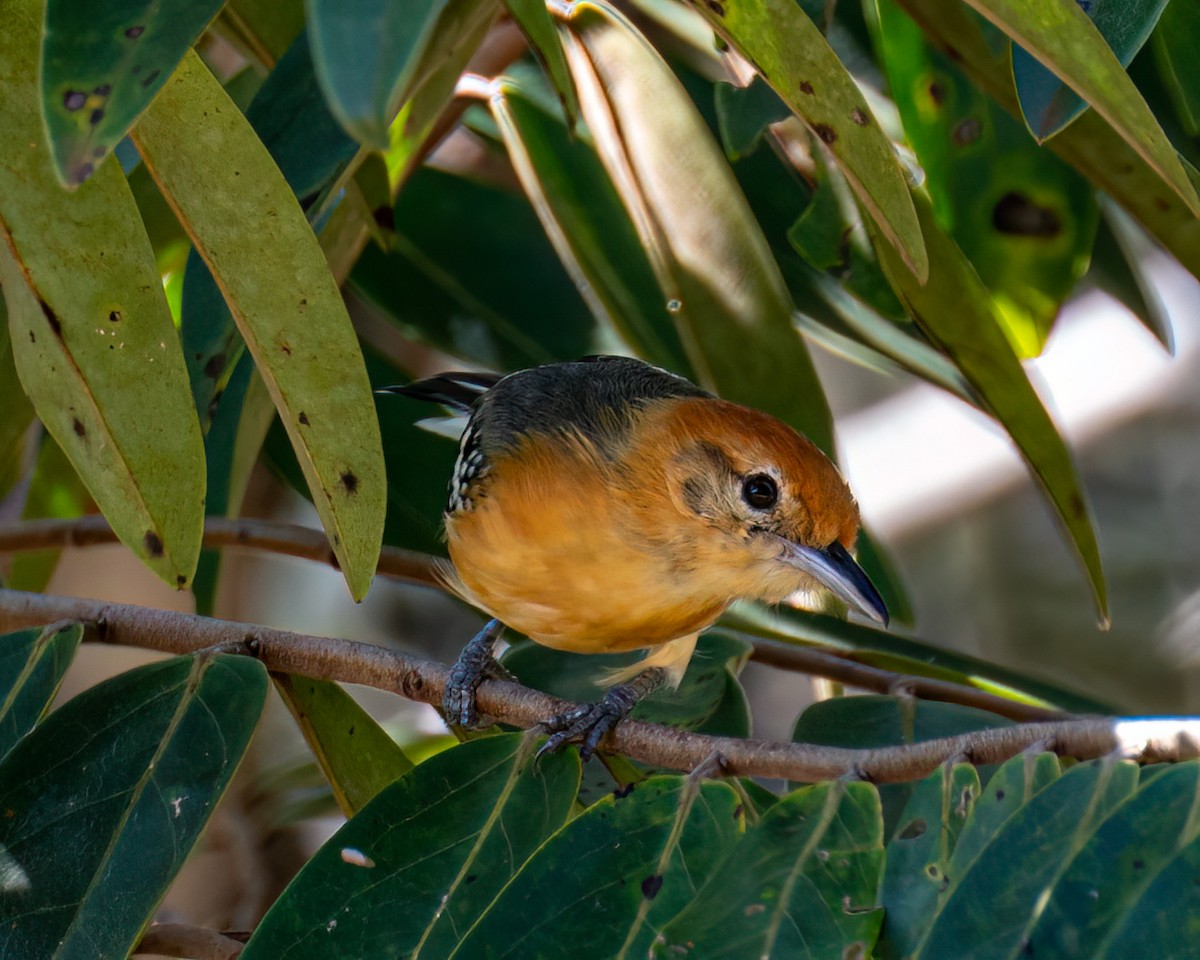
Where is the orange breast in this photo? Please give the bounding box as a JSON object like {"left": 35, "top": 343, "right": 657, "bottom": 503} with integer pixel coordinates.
{"left": 445, "top": 432, "right": 726, "bottom": 653}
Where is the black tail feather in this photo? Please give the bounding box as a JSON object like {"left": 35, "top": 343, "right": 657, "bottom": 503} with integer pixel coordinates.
{"left": 377, "top": 372, "right": 502, "bottom": 414}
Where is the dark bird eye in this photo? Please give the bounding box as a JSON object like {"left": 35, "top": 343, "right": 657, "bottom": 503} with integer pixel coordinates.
{"left": 742, "top": 474, "right": 778, "bottom": 509}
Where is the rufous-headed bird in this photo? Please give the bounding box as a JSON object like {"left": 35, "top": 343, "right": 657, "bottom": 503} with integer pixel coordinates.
{"left": 383, "top": 356, "right": 887, "bottom": 758}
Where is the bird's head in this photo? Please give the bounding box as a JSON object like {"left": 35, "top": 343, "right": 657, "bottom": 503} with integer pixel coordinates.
{"left": 629, "top": 397, "right": 888, "bottom": 625}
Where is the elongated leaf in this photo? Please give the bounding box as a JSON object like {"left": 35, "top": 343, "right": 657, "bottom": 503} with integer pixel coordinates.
{"left": 0, "top": 623, "right": 82, "bottom": 759}
{"left": 1013, "top": 0, "right": 1167, "bottom": 138}
{"left": 1090, "top": 198, "right": 1173, "bottom": 351}
{"left": 1, "top": 0, "right": 205, "bottom": 588}
{"left": 1027, "top": 764, "right": 1200, "bottom": 957}
{"left": 487, "top": 79, "right": 692, "bottom": 372}
{"left": 6, "top": 436, "right": 90, "bottom": 593}
{"left": 451, "top": 776, "right": 742, "bottom": 959}
{"left": 222, "top": 0, "right": 307, "bottom": 67}
{"left": 916, "top": 757, "right": 1139, "bottom": 959}
{"left": 1153, "top": 1, "right": 1200, "bottom": 137}
{"left": 874, "top": 194, "right": 1108, "bottom": 623}
{"left": 877, "top": 0, "right": 1098, "bottom": 356}
{"left": 878, "top": 763, "right": 981, "bottom": 960}
{"left": 40, "top": 0, "right": 223, "bottom": 186}
{"left": 894, "top": 0, "right": 1200, "bottom": 288}
{"left": 0, "top": 653, "right": 267, "bottom": 959}
{"left": 241, "top": 734, "right": 579, "bottom": 959}
{"left": 656, "top": 781, "right": 884, "bottom": 958}
{"left": 958, "top": 0, "right": 1199, "bottom": 214}
{"left": 0, "top": 315, "right": 34, "bottom": 504}
{"left": 134, "top": 52, "right": 386, "bottom": 600}
{"left": 505, "top": 0, "right": 580, "bottom": 125}
{"left": 685, "top": 0, "right": 927, "bottom": 280}
{"left": 561, "top": 1, "right": 834, "bottom": 451}
{"left": 274, "top": 674, "right": 414, "bottom": 816}
{"left": 306, "top": 0, "right": 452, "bottom": 148}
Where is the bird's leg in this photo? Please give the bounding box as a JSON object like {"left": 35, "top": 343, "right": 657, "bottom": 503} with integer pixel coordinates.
{"left": 538, "top": 667, "right": 666, "bottom": 762}
{"left": 444, "top": 619, "right": 507, "bottom": 728}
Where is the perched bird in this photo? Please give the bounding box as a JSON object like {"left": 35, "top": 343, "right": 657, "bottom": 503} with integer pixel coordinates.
{"left": 383, "top": 356, "right": 887, "bottom": 758}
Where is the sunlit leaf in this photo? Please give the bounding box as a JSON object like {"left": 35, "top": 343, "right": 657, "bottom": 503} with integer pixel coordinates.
{"left": 134, "top": 52, "right": 386, "bottom": 600}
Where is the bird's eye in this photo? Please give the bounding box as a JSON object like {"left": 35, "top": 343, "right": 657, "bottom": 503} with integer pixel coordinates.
{"left": 741, "top": 474, "right": 778, "bottom": 510}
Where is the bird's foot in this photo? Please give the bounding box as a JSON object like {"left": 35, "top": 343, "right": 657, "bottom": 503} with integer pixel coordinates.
{"left": 537, "top": 668, "right": 665, "bottom": 762}
{"left": 444, "top": 619, "right": 507, "bottom": 728}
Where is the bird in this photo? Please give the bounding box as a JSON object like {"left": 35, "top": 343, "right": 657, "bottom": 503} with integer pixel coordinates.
{"left": 381, "top": 355, "right": 887, "bottom": 759}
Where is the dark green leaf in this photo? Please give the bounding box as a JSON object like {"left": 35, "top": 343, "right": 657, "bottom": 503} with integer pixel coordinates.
{"left": 655, "top": 781, "right": 884, "bottom": 959}
{"left": 222, "top": 0, "right": 306, "bottom": 67}
{"left": 1153, "top": 0, "right": 1200, "bottom": 137}
{"left": 0, "top": 654, "right": 267, "bottom": 959}
{"left": 241, "top": 734, "right": 580, "bottom": 959}
{"left": 1013, "top": 0, "right": 1168, "bottom": 139}
{"left": 274, "top": 674, "right": 414, "bottom": 815}
{"left": 504, "top": 0, "right": 580, "bottom": 125}
{"left": 0, "top": 623, "right": 82, "bottom": 759}
{"left": 451, "top": 776, "right": 742, "bottom": 959}
{"left": 352, "top": 166, "right": 601, "bottom": 371}
{"left": 41, "top": 0, "right": 223, "bottom": 186}
{"left": 916, "top": 756, "right": 1138, "bottom": 958}
{"left": 714, "top": 77, "right": 790, "bottom": 161}
{"left": 1088, "top": 199, "right": 1173, "bottom": 352}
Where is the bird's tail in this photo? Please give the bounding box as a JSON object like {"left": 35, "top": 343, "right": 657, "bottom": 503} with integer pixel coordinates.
{"left": 376, "top": 371, "right": 502, "bottom": 414}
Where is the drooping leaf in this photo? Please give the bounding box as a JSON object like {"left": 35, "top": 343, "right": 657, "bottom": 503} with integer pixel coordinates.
{"left": 1, "top": 0, "right": 205, "bottom": 588}
{"left": 655, "top": 781, "right": 884, "bottom": 959}
{"left": 274, "top": 673, "right": 414, "bottom": 816}
{"left": 40, "top": 0, "right": 224, "bottom": 186}
{"left": 134, "top": 52, "right": 386, "bottom": 600}
{"left": 487, "top": 78, "right": 692, "bottom": 373}
{"left": 956, "top": 0, "right": 1199, "bottom": 214}
{"left": 0, "top": 623, "right": 82, "bottom": 759}
{"left": 1012, "top": 0, "right": 1169, "bottom": 140}
{"left": 241, "top": 734, "right": 580, "bottom": 959}
{"left": 504, "top": 0, "right": 580, "bottom": 125}
{"left": 876, "top": 0, "right": 1098, "bottom": 356}
{"left": 682, "top": 0, "right": 928, "bottom": 281}
{"left": 873, "top": 194, "right": 1108, "bottom": 623}
{"left": 561, "top": 1, "right": 834, "bottom": 452}
{"left": 1088, "top": 198, "right": 1173, "bottom": 352}
{"left": 1153, "top": 0, "right": 1200, "bottom": 137}
{"left": 450, "top": 776, "right": 742, "bottom": 959}
{"left": 0, "top": 653, "right": 267, "bottom": 959}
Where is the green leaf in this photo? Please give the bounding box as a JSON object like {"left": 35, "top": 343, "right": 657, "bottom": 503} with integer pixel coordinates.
{"left": 561, "top": 1, "right": 834, "bottom": 452}
{"left": 1, "top": 0, "right": 206, "bottom": 589}
{"left": 656, "top": 781, "right": 884, "bottom": 959}
{"left": 684, "top": 0, "right": 928, "bottom": 281}
{"left": 222, "top": 0, "right": 307, "bottom": 67}
{"left": 306, "top": 0, "right": 456, "bottom": 148}
{"left": 915, "top": 757, "right": 1139, "bottom": 958}
{"left": 714, "top": 78, "right": 790, "bottom": 162}
{"left": 134, "top": 52, "right": 386, "bottom": 601}
{"left": 874, "top": 193, "right": 1108, "bottom": 623}
{"left": 502, "top": 630, "right": 753, "bottom": 735}
{"left": 1088, "top": 198, "right": 1173, "bottom": 352}
{"left": 876, "top": 0, "right": 1098, "bottom": 356}
{"left": 241, "top": 734, "right": 580, "bottom": 959}
{"left": 0, "top": 653, "right": 267, "bottom": 959}
{"left": 1013, "top": 0, "right": 1168, "bottom": 139}
{"left": 351, "top": 165, "right": 602, "bottom": 371}
{"left": 1153, "top": 1, "right": 1200, "bottom": 137}
{"left": 0, "top": 315, "right": 34, "bottom": 505}
{"left": 40, "top": 0, "right": 223, "bottom": 187}
{"left": 487, "top": 78, "right": 692, "bottom": 372}
{"left": 878, "top": 763, "right": 981, "bottom": 960}
{"left": 504, "top": 0, "right": 580, "bottom": 125}
{"left": 957, "top": 0, "right": 1199, "bottom": 215}
{"left": 0, "top": 623, "right": 82, "bottom": 759}
{"left": 274, "top": 674, "right": 414, "bottom": 816}
{"left": 1026, "top": 764, "right": 1200, "bottom": 956}
{"left": 451, "top": 776, "right": 742, "bottom": 959}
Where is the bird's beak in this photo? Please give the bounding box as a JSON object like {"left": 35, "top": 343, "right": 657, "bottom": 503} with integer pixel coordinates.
{"left": 779, "top": 539, "right": 889, "bottom": 626}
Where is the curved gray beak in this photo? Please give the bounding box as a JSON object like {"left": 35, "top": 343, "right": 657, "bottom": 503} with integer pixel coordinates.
{"left": 781, "top": 539, "right": 889, "bottom": 626}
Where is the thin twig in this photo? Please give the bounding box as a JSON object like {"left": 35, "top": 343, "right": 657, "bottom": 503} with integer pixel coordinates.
{"left": 2, "top": 588, "right": 1189, "bottom": 783}
{"left": 133, "top": 923, "right": 246, "bottom": 959}
{"left": 0, "top": 516, "right": 1063, "bottom": 722}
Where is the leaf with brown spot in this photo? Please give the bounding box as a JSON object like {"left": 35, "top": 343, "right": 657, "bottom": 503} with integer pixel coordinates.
{"left": 0, "top": 0, "right": 204, "bottom": 587}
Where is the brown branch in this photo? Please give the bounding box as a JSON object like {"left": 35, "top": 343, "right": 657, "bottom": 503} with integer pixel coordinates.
{"left": 133, "top": 923, "right": 246, "bottom": 960}
{"left": 0, "top": 516, "right": 440, "bottom": 588}
{"left": 2, "top": 588, "right": 1191, "bottom": 783}
{"left": 0, "top": 517, "right": 1063, "bottom": 722}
